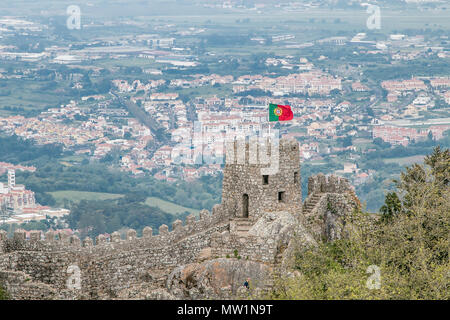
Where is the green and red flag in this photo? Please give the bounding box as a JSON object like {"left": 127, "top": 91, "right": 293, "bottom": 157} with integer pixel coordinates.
{"left": 268, "top": 103, "right": 293, "bottom": 122}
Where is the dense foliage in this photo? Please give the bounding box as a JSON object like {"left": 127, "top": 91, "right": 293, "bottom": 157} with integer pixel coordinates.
{"left": 0, "top": 135, "right": 63, "bottom": 163}
{"left": 0, "top": 285, "right": 9, "bottom": 300}
{"left": 356, "top": 131, "right": 450, "bottom": 211}
{"left": 66, "top": 194, "right": 187, "bottom": 239}
{"left": 16, "top": 162, "right": 222, "bottom": 211}
{"left": 0, "top": 135, "right": 222, "bottom": 211}
{"left": 1, "top": 135, "right": 223, "bottom": 237}
{"left": 271, "top": 147, "right": 449, "bottom": 299}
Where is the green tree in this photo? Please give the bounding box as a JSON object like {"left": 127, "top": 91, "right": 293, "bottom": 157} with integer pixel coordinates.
{"left": 0, "top": 285, "right": 9, "bottom": 300}
{"left": 424, "top": 146, "right": 449, "bottom": 186}
{"left": 379, "top": 192, "right": 402, "bottom": 222}
{"left": 270, "top": 147, "right": 449, "bottom": 299}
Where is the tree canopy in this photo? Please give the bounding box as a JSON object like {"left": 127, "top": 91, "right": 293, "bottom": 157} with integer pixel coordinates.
{"left": 271, "top": 147, "right": 449, "bottom": 299}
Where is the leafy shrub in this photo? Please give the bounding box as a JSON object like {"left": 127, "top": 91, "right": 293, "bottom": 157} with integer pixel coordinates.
{"left": 270, "top": 147, "right": 449, "bottom": 300}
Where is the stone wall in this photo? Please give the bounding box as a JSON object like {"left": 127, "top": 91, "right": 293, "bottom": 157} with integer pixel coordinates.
{"left": 210, "top": 231, "right": 279, "bottom": 264}
{"left": 303, "top": 173, "right": 361, "bottom": 241}
{"left": 0, "top": 270, "right": 70, "bottom": 300}
{"left": 222, "top": 138, "right": 302, "bottom": 222}
{"left": 307, "top": 173, "right": 354, "bottom": 196}
{"left": 0, "top": 139, "right": 362, "bottom": 300}
{"left": 0, "top": 205, "right": 231, "bottom": 299}
{"left": 1, "top": 204, "right": 228, "bottom": 254}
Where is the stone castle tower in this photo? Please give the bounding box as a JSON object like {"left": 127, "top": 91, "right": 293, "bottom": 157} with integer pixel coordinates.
{"left": 221, "top": 138, "right": 302, "bottom": 223}
{"left": 0, "top": 138, "right": 360, "bottom": 300}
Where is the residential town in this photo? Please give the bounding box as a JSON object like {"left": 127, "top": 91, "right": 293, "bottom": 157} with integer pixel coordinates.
{"left": 0, "top": 167, "right": 69, "bottom": 224}
{"left": 0, "top": 0, "right": 449, "bottom": 222}
{"left": 1, "top": 70, "right": 449, "bottom": 184}
{"left": 0, "top": 0, "right": 448, "bottom": 303}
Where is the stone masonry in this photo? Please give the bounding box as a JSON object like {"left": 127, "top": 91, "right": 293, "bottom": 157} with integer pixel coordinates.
{"left": 0, "top": 138, "right": 360, "bottom": 300}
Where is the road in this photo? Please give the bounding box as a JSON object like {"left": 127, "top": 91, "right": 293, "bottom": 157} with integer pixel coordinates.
{"left": 110, "top": 91, "right": 171, "bottom": 154}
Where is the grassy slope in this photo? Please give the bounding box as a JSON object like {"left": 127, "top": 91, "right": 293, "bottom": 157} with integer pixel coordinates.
{"left": 383, "top": 154, "right": 426, "bottom": 165}
{"left": 49, "top": 190, "right": 199, "bottom": 216}
{"left": 49, "top": 190, "right": 124, "bottom": 206}
{"left": 145, "top": 197, "right": 199, "bottom": 215}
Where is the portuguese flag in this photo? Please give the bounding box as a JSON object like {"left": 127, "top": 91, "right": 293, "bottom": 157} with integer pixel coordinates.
{"left": 268, "top": 103, "right": 294, "bottom": 122}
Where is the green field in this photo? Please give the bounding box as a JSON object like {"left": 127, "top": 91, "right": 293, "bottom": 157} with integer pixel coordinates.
{"left": 353, "top": 138, "right": 376, "bottom": 151}
{"left": 383, "top": 155, "right": 426, "bottom": 166}
{"left": 0, "top": 78, "right": 73, "bottom": 116}
{"left": 95, "top": 57, "right": 159, "bottom": 69}
{"left": 49, "top": 190, "right": 199, "bottom": 215}
{"left": 49, "top": 190, "right": 124, "bottom": 206}
{"left": 59, "top": 155, "right": 89, "bottom": 166}
{"left": 174, "top": 84, "right": 233, "bottom": 98}
{"left": 145, "top": 197, "right": 199, "bottom": 216}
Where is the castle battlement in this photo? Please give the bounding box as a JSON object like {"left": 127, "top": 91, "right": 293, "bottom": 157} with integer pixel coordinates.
{"left": 307, "top": 173, "right": 353, "bottom": 196}
{"left": 0, "top": 204, "right": 230, "bottom": 254}
{"left": 222, "top": 137, "right": 302, "bottom": 222}
{"left": 303, "top": 173, "right": 361, "bottom": 241}
{"left": 0, "top": 138, "right": 362, "bottom": 300}
{"left": 0, "top": 203, "right": 233, "bottom": 300}
{"left": 211, "top": 230, "right": 279, "bottom": 264}
{"left": 224, "top": 137, "right": 299, "bottom": 166}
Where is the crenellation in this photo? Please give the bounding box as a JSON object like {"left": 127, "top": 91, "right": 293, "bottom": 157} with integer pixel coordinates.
{"left": 58, "top": 231, "right": 70, "bottom": 243}
{"left": 236, "top": 138, "right": 246, "bottom": 164}
{"left": 307, "top": 173, "right": 354, "bottom": 196}
{"left": 142, "top": 227, "right": 153, "bottom": 238}
{"left": 307, "top": 176, "right": 315, "bottom": 195}
{"left": 111, "top": 232, "right": 121, "bottom": 242}
{"left": 186, "top": 213, "right": 196, "bottom": 225}
{"left": 249, "top": 135, "right": 259, "bottom": 164}
{"left": 0, "top": 230, "right": 6, "bottom": 254}
{"left": 83, "top": 237, "right": 93, "bottom": 247}
{"left": 127, "top": 229, "right": 137, "bottom": 240}
{"left": 45, "top": 231, "right": 55, "bottom": 242}
{"left": 317, "top": 173, "right": 326, "bottom": 191}
{"left": 328, "top": 175, "right": 337, "bottom": 192}
{"left": 0, "top": 138, "right": 361, "bottom": 300}
{"left": 0, "top": 230, "right": 7, "bottom": 242}
{"left": 29, "top": 231, "right": 41, "bottom": 242}
{"left": 14, "top": 229, "right": 26, "bottom": 241}
{"left": 225, "top": 136, "right": 284, "bottom": 166}
{"left": 159, "top": 224, "right": 169, "bottom": 235}
{"left": 69, "top": 235, "right": 81, "bottom": 247}
{"left": 96, "top": 234, "right": 107, "bottom": 244}
{"left": 172, "top": 219, "right": 183, "bottom": 231}
{"left": 199, "top": 209, "right": 210, "bottom": 220}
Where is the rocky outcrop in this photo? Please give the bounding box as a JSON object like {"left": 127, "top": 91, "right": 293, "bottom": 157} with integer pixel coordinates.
{"left": 0, "top": 139, "right": 362, "bottom": 300}
{"left": 166, "top": 258, "right": 272, "bottom": 299}
{"left": 0, "top": 270, "right": 76, "bottom": 300}
{"left": 303, "top": 174, "right": 361, "bottom": 242}
{"left": 116, "top": 285, "right": 178, "bottom": 300}
{"left": 249, "top": 211, "right": 296, "bottom": 240}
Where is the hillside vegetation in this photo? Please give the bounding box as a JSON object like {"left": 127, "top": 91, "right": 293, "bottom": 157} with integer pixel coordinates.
{"left": 271, "top": 147, "right": 449, "bottom": 299}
